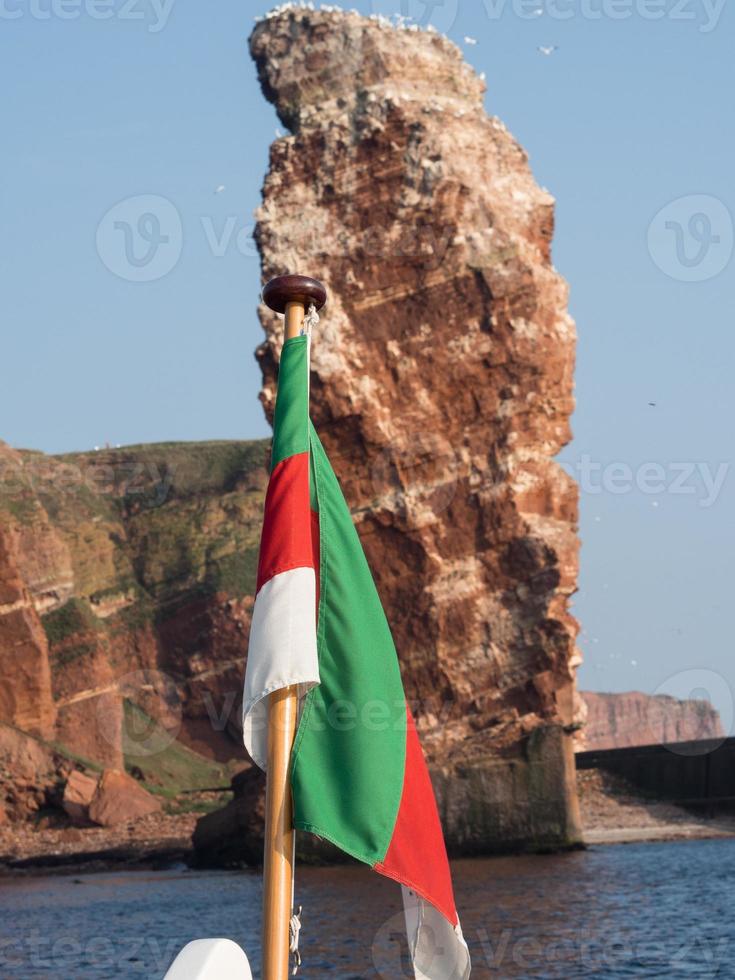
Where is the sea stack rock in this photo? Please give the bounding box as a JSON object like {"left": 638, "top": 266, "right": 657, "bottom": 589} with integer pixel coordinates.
{"left": 251, "top": 7, "right": 582, "bottom": 851}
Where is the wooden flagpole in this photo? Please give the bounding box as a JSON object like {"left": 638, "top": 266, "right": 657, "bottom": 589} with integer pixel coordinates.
{"left": 261, "top": 275, "right": 327, "bottom": 980}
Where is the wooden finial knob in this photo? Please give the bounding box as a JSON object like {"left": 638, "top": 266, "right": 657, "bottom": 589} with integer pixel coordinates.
{"left": 262, "top": 275, "right": 327, "bottom": 315}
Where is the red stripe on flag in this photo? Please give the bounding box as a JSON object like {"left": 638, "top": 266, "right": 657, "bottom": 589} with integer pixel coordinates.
{"left": 256, "top": 452, "right": 315, "bottom": 593}
{"left": 375, "top": 705, "right": 458, "bottom": 927}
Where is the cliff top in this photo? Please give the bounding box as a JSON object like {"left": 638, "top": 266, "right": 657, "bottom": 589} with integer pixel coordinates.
{"left": 250, "top": 4, "right": 485, "bottom": 133}
{"left": 0, "top": 439, "right": 269, "bottom": 519}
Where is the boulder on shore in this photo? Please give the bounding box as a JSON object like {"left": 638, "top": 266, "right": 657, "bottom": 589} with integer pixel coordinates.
{"left": 86, "top": 769, "right": 162, "bottom": 827}
{"left": 62, "top": 769, "right": 99, "bottom": 825}
{"left": 192, "top": 766, "right": 266, "bottom": 868}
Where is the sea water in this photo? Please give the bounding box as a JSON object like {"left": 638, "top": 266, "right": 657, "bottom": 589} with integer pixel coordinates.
{"left": 1, "top": 838, "right": 733, "bottom": 978}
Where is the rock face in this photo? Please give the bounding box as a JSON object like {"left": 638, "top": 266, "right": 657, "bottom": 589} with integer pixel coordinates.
{"left": 0, "top": 721, "right": 68, "bottom": 821}
{"left": 0, "top": 522, "right": 55, "bottom": 738}
{"left": 250, "top": 7, "right": 581, "bottom": 850}
{"left": 0, "top": 440, "right": 267, "bottom": 786}
{"left": 580, "top": 691, "right": 725, "bottom": 751}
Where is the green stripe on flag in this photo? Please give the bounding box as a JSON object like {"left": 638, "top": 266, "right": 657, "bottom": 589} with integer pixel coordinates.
{"left": 290, "top": 422, "right": 406, "bottom": 865}
{"left": 271, "top": 336, "right": 309, "bottom": 470}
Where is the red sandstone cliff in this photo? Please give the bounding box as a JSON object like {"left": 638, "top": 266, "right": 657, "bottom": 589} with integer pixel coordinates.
{"left": 248, "top": 6, "right": 582, "bottom": 851}
{"left": 580, "top": 691, "right": 725, "bottom": 751}
{"left": 253, "top": 7, "right": 580, "bottom": 750}
{"left": 0, "top": 524, "right": 55, "bottom": 740}
{"left": 0, "top": 439, "right": 266, "bottom": 788}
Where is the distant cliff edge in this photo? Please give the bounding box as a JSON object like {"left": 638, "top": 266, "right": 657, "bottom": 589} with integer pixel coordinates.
{"left": 579, "top": 691, "right": 725, "bottom": 751}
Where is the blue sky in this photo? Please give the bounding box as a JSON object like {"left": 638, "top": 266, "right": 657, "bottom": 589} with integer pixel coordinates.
{"left": 1, "top": 0, "right": 732, "bottom": 721}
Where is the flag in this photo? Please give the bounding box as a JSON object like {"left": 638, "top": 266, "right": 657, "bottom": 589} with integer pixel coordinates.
{"left": 243, "top": 334, "right": 471, "bottom": 979}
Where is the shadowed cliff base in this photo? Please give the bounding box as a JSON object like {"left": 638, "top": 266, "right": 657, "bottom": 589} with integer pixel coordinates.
{"left": 4, "top": 759, "right": 733, "bottom": 875}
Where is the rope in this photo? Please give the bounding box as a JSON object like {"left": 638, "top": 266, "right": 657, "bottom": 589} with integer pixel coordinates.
{"left": 300, "top": 303, "right": 319, "bottom": 337}
{"left": 289, "top": 905, "right": 302, "bottom": 975}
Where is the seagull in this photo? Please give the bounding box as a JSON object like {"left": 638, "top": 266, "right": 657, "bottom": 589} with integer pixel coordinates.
{"left": 537, "top": 45, "right": 558, "bottom": 56}
{"left": 648, "top": 401, "right": 657, "bottom": 407}
{"left": 214, "top": 185, "right": 226, "bottom": 194}
{"left": 463, "top": 35, "right": 478, "bottom": 45}
{"left": 275, "top": 128, "right": 283, "bottom": 138}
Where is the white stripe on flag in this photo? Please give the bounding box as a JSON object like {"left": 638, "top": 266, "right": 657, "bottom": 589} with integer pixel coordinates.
{"left": 402, "top": 887, "right": 471, "bottom": 980}
{"left": 242, "top": 565, "right": 319, "bottom": 770}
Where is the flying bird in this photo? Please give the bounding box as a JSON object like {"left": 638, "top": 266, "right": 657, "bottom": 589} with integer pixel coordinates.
{"left": 648, "top": 401, "right": 657, "bottom": 407}
{"left": 214, "top": 185, "right": 226, "bottom": 194}
{"left": 537, "top": 45, "right": 558, "bottom": 55}
{"left": 463, "top": 35, "right": 478, "bottom": 45}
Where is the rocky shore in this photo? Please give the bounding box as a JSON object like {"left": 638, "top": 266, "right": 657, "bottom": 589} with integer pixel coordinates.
{"left": 0, "top": 810, "right": 198, "bottom": 874}
{"left": 3, "top": 767, "right": 733, "bottom": 877}
{"left": 577, "top": 768, "right": 735, "bottom": 846}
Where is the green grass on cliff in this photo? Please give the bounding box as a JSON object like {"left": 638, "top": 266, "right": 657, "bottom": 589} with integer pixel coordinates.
{"left": 9, "top": 442, "right": 265, "bottom": 798}
{"left": 43, "top": 597, "right": 103, "bottom": 647}
{"left": 0, "top": 491, "right": 39, "bottom": 525}
{"left": 124, "top": 493, "right": 264, "bottom": 605}
{"left": 60, "top": 440, "right": 269, "bottom": 508}
{"left": 204, "top": 546, "right": 260, "bottom": 598}
{"left": 9, "top": 441, "right": 269, "bottom": 609}
{"left": 122, "top": 701, "right": 232, "bottom": 798}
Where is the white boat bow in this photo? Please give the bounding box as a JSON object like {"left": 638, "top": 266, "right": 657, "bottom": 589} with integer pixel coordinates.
{"left": 164, "top": 938, "right": 252, "bottom": 979}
